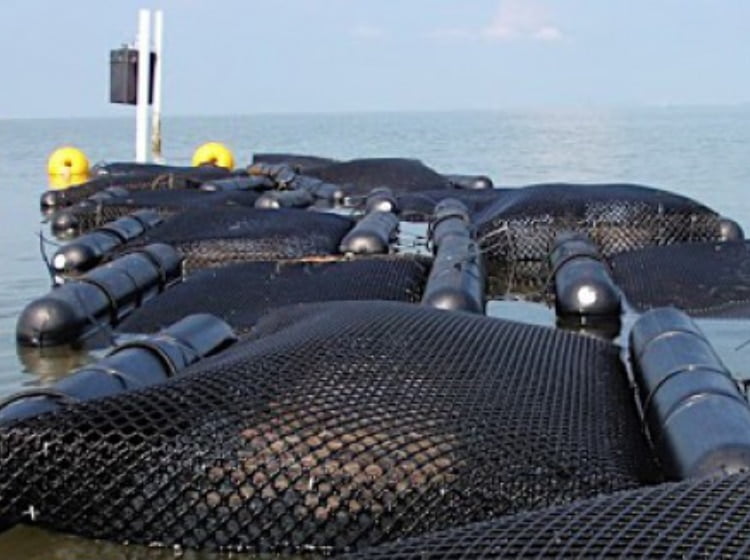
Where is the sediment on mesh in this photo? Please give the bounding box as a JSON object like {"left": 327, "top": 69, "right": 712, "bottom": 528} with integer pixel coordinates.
{"left": 120, "top": 207, "right": 354, "bottom": 270}
{"left": 307, "top": 158, "right": 451, "bottom": 195}
{"left": 252, "top": 153, "right": 339, "bottom": 173}
{"left": 116, "top": 256, "right": 430, "bottom": 334}
{"left": 0, "top": 301, "right": 656, "bottom": 553}
{"left": 60, "top": 190, "right": 262, "bottom": 234}
{"left": 477, "top": 183, "right": 722, "bottom": 267}
{"left": 397, "top": 189, "right": 509, "bottom": 222}
{"left": 343, "top": 472, "right": 750, "bottom": 559}
{"left": 487, "top": 261, "right": 552, "bottom": 300}
{"left": 611, "top": 241, "right": 750, "bottom": 317}
{"left": 45, "top": 168, "right": 233, "bottom": 208}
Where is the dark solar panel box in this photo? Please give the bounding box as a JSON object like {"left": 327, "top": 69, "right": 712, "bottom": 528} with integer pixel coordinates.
{"left": 109, "top": 47, "right": 155, "bottom": 105}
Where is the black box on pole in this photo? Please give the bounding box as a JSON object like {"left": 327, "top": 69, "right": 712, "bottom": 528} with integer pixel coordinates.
{"left": 109, "top": 47, "right": 156, "bottom": 105}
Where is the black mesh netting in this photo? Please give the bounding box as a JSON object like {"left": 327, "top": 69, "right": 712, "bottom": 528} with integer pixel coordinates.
{"left": 476, "top": 183, "right": 723, "bottom": 297}
{"left": 0, "top": 301, "right": 656, "bottom": 553}
{"left": 45, "top": 167, "right": 233, "bottom": 208}
{"left": 116, "top": 257, "right": 429, "bottom": 334}
{"left": 307, "top": 158, "right": 451, "bottom": 195}
{"left": 396, "top": 189, "right": 508, "bottom": 222}
{"left": 611, "top": 241, "right": 750, "bottom": 318}
{"left": 252, "top": 153, "right": 340, "bottom": 173}
{"left": 342, "top": 471, "right": 750, "bottom": 559}
{"left": 55, "top": 189, "right": 261, "bottom": 235}
{"left": 120, "top": 207, "right": 354, "bottom": 271}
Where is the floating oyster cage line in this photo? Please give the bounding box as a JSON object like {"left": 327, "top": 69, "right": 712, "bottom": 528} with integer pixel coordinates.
{"left": 6, "top": 153, "right": 750, "bottom": 557}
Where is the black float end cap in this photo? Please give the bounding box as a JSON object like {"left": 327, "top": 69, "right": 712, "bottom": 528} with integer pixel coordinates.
{"left": 50, "top": 210, "right": 80, "bottom": 238}
{"left": 16, "top": 296, "right": 88, "bottom": 347}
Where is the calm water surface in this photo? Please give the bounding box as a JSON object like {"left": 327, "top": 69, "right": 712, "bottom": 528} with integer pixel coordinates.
{"left": 0, "top": 108, "right": 749, "bottom": 558}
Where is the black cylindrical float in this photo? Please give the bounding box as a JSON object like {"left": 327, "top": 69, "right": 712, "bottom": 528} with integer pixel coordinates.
{"left": 17, "top": 243, "right": 182, "bottom": 347}
{"left": 199, "top": 176, "right": 272, "bottom": 192}
{"left": 630, "top": 307, "right": 750, "bottom": 479}
{"left": 430, "top": 198, "right": 471, "bottom": 249}
{"left": 365, "top": 187, "right": 399, "bottom": 214}
{"left": 52, "top": 210, "right": 162, "bottom": 279}
{"left": 719, "top": 217, "right": 745, "bottom": 242}
{"left": 445, "top": 174, "right": 494, "bottom": 190}
{"left": 255, "top": 189, "right": 314, "bottom": 209}
{"left": 422, "top": 199, "right": 484, "bottom": 313}
{"left": 92, "top": 161, "right": 231, "bottom": 177}
{"left": 248, "top": 162, "right": 296, "bottom": 187}
{"left": 50, "top": 207, "right": 83, "bottom": 239}
{"left": 549, "top": 232, "right": 621, "bottom": 319}
{"left": 339, "top": 211, "right": 399, "bottom": 254}
{"left": 1, "top": 314, "right": 236, "bottom": 424}
{"left": 291, "top": 176, "right": 345, "bottom": 202}
{"left": 40, "top": 175, "right": 151, "bottom": 210}
{"left": 87, "top": 186, "right": 130, "bottom": 203}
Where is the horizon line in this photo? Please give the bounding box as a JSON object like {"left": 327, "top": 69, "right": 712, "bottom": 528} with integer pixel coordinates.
{"left": 2, "top": 101, "right": 749, "bottom": 121}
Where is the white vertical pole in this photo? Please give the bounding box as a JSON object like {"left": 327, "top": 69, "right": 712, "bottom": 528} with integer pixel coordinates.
{"left": 135, "top": 8, "right": 151, "bottom": 163}
{"left": 151, "top": 10, "right": 164, "bottom": 163}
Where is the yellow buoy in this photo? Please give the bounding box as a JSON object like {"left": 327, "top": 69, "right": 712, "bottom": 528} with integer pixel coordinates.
{"left": 47, "top": 146, "right": 90, "bottom": 178}
{"left": 192, "top": 142, "right": 235, "bottom": 170}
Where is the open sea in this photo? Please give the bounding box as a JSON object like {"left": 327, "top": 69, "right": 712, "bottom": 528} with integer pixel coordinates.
{"left": 0, "top": 107, "right": 749, "bottom": 558}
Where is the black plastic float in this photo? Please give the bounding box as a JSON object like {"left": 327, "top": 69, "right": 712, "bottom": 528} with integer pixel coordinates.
{"left": 339, "top": 210, "right": 399, "bottom": 254}
{"left": 40, "top": 175, "right": 152, "bottom": 210}
{"left": 630, "top": 307, "right": 750, "bottom": 479}
{"left": 549, "top": 232, "right": 621, "bottom": 319}
{"left": 51, "top": 210, "right": 162, "bottom": 279}
{"left": 421, "top": 198, "right": 484, "bottom": 313}
{"left": 86, "top": 185, "right": 131, "bottom": 203}
{"left": 199, "top": 175, "right": 272, "bottom": 192}
{"left": 17, "top": 243, "right": 182, "bottom": 347}
{"left": 719, "top": 216, "right": 745, "bottom": 241}
{"left": 255, "top": 189, "right": 315, "bottom": 209}
{"left": 365, "top": 187, "right": 399, "bottom": 214}
{"left": 2, "top": 313, "right": 236, "bottom": 424}
{"left": 247, "top": 162, "right": 297, "bottom": 186}
{"left": 92, "top": 161, "right": 231, "bottom": 177}
{"left": 445, "top": 174, "right": 494, "bottom": 190}
{"left": 291, "top": 175, "right": 345, "bottom": 202}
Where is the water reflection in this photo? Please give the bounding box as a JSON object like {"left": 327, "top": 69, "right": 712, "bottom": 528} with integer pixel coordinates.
{"left": 16, "top": 345, "right": 97, "bottom": 383}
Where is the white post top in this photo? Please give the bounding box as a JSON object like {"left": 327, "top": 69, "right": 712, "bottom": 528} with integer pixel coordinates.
{"left": 135, "top": 8, "right": 151, "bottom": 163}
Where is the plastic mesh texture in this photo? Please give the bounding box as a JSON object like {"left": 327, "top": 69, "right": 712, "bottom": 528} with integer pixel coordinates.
{"left": 477, "top": 183, "right": 723, "bottom": 297}
{"left": 397, "top": 189, "right": 508, "bottom": 222}
{"left": 611, "top": 241, "right": 750, "bottom": 317}
{"left": 252, "top": 153, "right": 340, "bottom": 173}
{"left": 45, "top": 167, "right": 233, "bottom": 208}
{"left": 56, "top": 189, "right": 261, "bottom": 234}
{"left": 343, "top": 471, "right": 750, "bottom": 559}
{"left": 121, "top": 207, "right": 354, "bottom": 271}
{"left": 116, "top": 257, "right": 429, "bottom": 334}
{"left": 307, "top": 159, "right": 451, "bottom": 195}
{"left": 0, "top": 301, "right": 656, "bottom": 553}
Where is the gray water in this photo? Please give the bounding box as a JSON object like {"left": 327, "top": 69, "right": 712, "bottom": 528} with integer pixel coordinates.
{"left": 0, "top": 108, "right": 749, "bottom": 558}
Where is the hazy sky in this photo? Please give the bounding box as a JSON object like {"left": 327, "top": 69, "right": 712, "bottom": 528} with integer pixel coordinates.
{"left": 2, "top": 0, "right": 748, "bottom": 118}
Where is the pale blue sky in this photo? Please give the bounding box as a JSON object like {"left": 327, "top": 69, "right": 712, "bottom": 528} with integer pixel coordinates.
{"left": 2, "top": 0, "right": 748, "bottom": 118}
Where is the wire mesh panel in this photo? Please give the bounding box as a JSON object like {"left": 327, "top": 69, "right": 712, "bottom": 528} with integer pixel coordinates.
{"left": 117, "top": 257, "right": 430, "bottom": 334}
{"left": 0, "top": 301, "right": 655, "bottom": 553}
{"left": 120, "top": 207, "right": 354, "bottom": 271}
{"left": 307, "top": 159, "right": 452, "bottom": 195}
{"left": 611, "top": 241, "right": 750, "bottom": 317}
{"left": 343, "top": 471, "right": 750, "bottom": 559}
{"left": 477, "top": 183, "right": 723, "bottom": 297}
